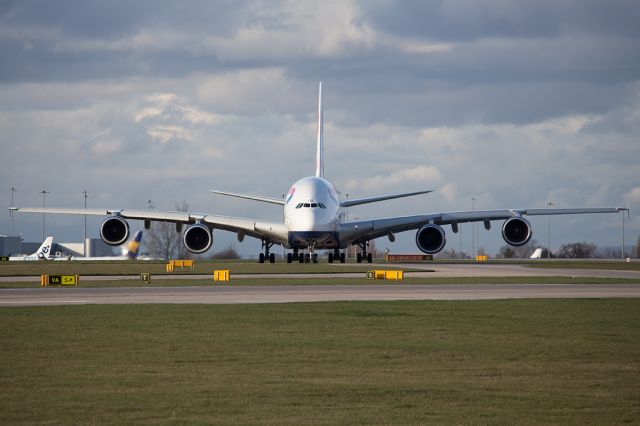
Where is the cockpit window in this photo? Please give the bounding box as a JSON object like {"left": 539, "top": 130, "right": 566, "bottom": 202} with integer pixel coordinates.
{"left": 296, "top": 202, "right": 327, "bottom": 209}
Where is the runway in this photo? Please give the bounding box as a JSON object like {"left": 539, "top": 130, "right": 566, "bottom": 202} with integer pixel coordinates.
{"left": 2, "top": 283, "right": 640, "bottom": 306}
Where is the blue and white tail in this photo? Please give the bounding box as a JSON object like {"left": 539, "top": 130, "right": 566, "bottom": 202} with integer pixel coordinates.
{"left": 315, "top": 82, "right": 324, "bottom": 178}
{"left": 122, "top": 231, "right": 143, "bottom": 259}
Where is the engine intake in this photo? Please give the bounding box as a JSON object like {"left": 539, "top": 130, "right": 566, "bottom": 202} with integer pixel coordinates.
{"left": 100, "top": 216, "right": 130, "bottom": 246}
{"left": 183, "top": 224, "right": 213, "bottom": 253}
{"left": 502, "top": 217, "right": 532, "bottom": 247}
{"left": 416, "top": 224, "right": 446, "bottom": 254}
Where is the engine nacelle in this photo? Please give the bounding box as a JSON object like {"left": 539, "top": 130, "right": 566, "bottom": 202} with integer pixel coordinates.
{"left": 502, "top": 217, "right": 532, "bottom": 247}
{"left": 183, "top": 224, "right": 213, "bottom": 254}
{"left": 100, "top": 216, "right": 130, "bottom": 246}
{"left": 416, "top": 224, "right": 446, "bottom": 254}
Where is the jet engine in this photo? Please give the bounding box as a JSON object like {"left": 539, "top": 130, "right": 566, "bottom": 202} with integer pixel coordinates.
{"left": 502, "top": 217, "right": 532, "bottom": 247}
{"left": 416, "top": 224, "right": 446, "bottom": 254}
{"left": 100, "top": 216, "right": 130, "bottom": 246}
{"left": 183, "top": 224, "right": 213, "bottom": 253}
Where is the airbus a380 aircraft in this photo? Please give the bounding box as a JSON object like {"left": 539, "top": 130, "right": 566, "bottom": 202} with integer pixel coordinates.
{"left": 12, "top": 83, "right": 626, "bottom": 263}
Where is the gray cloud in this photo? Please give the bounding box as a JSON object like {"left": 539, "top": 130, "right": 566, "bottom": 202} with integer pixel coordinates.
{"left": 1, "top": 1, "right": 638, "bottom": 256}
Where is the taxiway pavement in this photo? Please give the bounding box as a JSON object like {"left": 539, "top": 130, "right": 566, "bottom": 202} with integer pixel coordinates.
{"left": 2, "top": 284, "right": 640, "bottom": 307}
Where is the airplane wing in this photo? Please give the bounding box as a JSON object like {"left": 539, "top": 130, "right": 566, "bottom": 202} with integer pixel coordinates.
{"left": 339, "top": 207, "right": 626, "bottom": 243}
{"left": 340, "top": 190, "right": 434, "bottom": 208}
{"left": 210, "top": 190, "right": 285, "bottom": 205}
{"left": 11, "top": 207, "right": 289, "bottom": 245}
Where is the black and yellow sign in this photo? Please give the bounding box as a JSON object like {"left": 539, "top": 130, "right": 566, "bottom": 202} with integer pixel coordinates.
{"left": 140, "top": 272, "right": 151, "bottom": 285}
{"left": 45, "top": 275, "right": 79, "bottom": 286}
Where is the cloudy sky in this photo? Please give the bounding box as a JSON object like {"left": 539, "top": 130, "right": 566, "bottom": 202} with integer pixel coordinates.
{"left": 1, "top": 0, "right": 639, "bottom": 257}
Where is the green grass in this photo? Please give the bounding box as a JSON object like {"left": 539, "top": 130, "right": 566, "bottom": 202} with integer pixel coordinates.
{"left": 1, "top": 300, "right": 638, "bottom": 424}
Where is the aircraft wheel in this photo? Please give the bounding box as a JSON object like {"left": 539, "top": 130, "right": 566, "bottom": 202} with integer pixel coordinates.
{"left": 328, "top": 253, "right": 334, "bottom": 263}
{"left": 367, "top": 253, "right": 373, "bottom": 263}
{"left": 259, "top": 253, "right": 265, "bottom": 263}
{"left": 305, "top": 253, "right": 311, "bottom": 263}
{"left": 299, "top": 254, "right": 305, "bottom": 263}
{"left": 356, "top": 253, "right": 362, "bottom": 263}
{"left": 312, "top": 253, "right": 319, "bottom": 263}
{"left": 340, "top": 253, "right": 346, "bottom": 263}
{"left": 287, "top": 253, "right": 293, "bottom": 263}
{"left": 269, "top": 253, "right": 276, "bottom": 263}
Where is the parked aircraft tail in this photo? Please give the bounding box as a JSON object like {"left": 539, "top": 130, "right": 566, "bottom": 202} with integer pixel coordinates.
{"left": 529, "top": 248, "right": 543, "bottom": 259}
{"left": 34, "top": 236, "right": 53, "bottom": 259}
{"left": 122, "top": 231, "right": 143, "bottom": 259}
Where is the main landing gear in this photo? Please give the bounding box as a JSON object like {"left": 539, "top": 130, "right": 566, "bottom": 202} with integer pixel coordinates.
{"left": 327, "top": 249, "right": 346, "bottom": 264}
{"left": 286, "top": 249, "right": 300, "bottom": 264}
{"left": 258, "top": 240, "right": 275, "bottom": 264}
{"left": 355, "top": 241, "right": 373, "bottom": 263}
{"left": 280, "top": 247, "right": 349, "bottom": 264}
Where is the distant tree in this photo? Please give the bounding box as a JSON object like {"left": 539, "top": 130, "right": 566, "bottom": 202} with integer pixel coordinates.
{"left": 539, "top": 248, "right": 554, "bottom": 259}
{"left": 499, "top": 246, "right": 516, "bottom": 259}
{"left": 637, "top": 235, "right": 640, "bottom": 258}
{"left": 210, "top": 244, "right": 241, "bottom": 260}
{"left": 557, "top": 242, "right": 597, "bottom": 259}
{"left": 145, "top": 200, "right": 191, "bottom": 260}
{"left": 497, "top": 239, "right": 539, "bottom": 258}
{"left": 435, "top": 249, "right": 458, "bottom": 259}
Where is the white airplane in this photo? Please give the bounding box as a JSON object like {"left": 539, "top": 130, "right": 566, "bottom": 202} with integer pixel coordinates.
{"left": 9, "top": 237, "right": 54, "bottom": 261}
{"left": 11, "top": 83, "right": 626, "bottom": 264}
{"left": 61, "top": 231, "right": 145, "bottom": 261}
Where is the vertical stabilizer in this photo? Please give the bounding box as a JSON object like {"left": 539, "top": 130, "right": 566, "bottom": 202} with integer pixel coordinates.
{"left": 124, "top": 231, "right": 143, "bottom": 259}
{"left": 35, "top": 237, "right": 53, "bottom": 259}
{"left": 315, "top": 82, "right": 324, "bottom": 178}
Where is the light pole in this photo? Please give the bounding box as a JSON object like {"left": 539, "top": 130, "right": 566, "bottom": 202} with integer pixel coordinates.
{"left": 82, "top": 190, "right": 88, "bottom": 256}
{"left": 621, "top": 206, "right": 627, "bottom": 260}
{"left": 471, "top": 196, "right": 477, "bottom": 258}
{"left": 41, "top": 190, "right": 49, "bottom": 241}
{"left": 546, "top": 201, "right": 554, "bottom": 259}
{"left": 10, "top": 187, "right": 17, "bottom": 236}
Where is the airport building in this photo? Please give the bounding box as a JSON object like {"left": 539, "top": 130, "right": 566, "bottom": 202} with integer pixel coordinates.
{"left": 0, "top": 236, "right": 115, "bottom": 257}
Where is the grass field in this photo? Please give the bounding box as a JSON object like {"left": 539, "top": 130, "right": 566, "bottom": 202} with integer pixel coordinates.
{"left": 1, "top": 300, "right": 638, "bottom": 424}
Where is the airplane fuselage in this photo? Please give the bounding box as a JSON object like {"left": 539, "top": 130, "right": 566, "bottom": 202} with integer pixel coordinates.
{"left": 284, "top": 176, "right": 342, "bottom": 249}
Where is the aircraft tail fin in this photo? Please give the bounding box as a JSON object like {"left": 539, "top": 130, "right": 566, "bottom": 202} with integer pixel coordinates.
{"left": 529, "top": 248, "right": 543, "bottom": 259}
{"left": 315, "top": 81, "right": 324, "bottom": 178}
{"left": 34, "top": 237, "right": 53, "bottom": 260}
{"left": 124, "top": 231, "right": 143, "bottom": 259}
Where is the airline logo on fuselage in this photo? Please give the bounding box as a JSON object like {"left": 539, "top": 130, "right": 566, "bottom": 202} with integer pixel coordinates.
{"left": 285, "top": 187, "right": 296, "bottom": 204}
